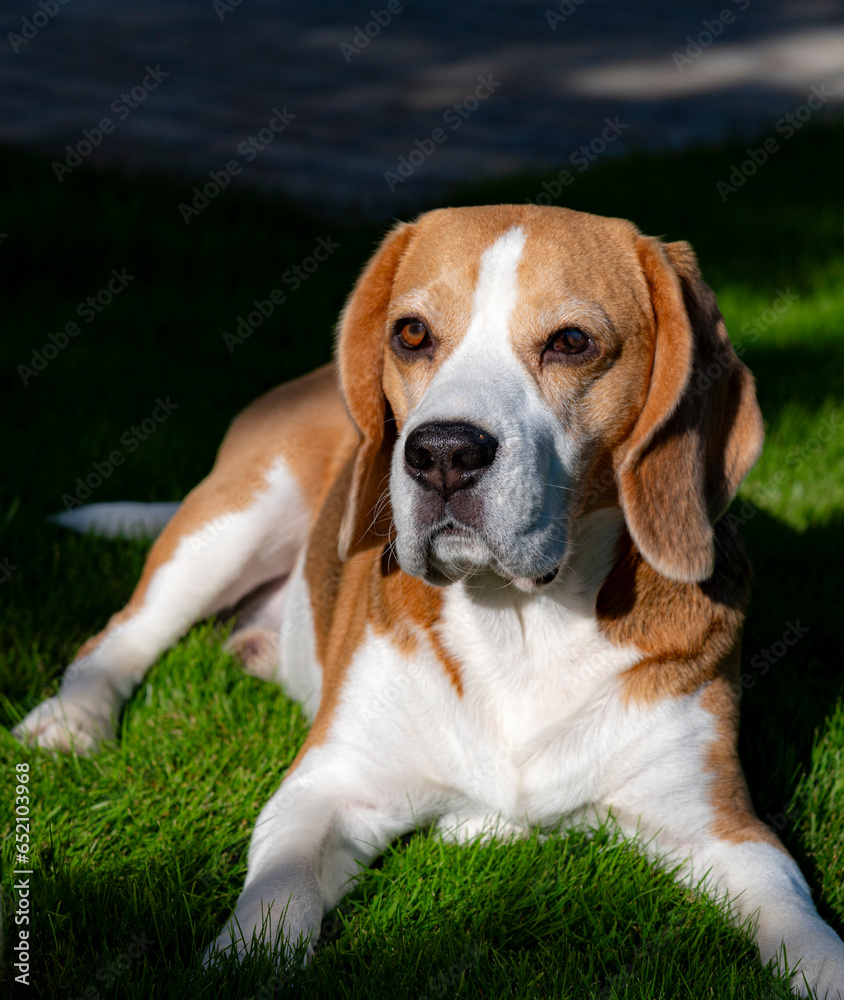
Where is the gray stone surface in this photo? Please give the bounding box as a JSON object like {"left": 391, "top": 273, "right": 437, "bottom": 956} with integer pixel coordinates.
{"left": 2, "top": 0, "right": 843, "bottom": 216}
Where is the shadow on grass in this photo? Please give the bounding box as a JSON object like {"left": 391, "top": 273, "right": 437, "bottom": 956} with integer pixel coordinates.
{"left": 737, "top": 508, "right": 844, "bottom": 935}
{"left": 740, "top": 508, "right": 844, "bottom": 790}
{"left": 745, "top": 339, "right": 844, "bottom": 426}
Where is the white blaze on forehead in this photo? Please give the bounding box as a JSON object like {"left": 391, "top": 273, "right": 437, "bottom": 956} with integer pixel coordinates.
{"left": 404, "top": 224, "right": 533, "bottom": 426}
{"left": 460, "top": 226, "right": 526, "bottom": 356}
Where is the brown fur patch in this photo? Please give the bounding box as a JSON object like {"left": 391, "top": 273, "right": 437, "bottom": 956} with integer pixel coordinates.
{"left": 299, "top": 456, "right": 459, "bottom": 759}
{"left": 699, "top": 670, "right": 785, "bottom": 850}
{"left": 597, "top": 519, "right": 749, "bottom": 704}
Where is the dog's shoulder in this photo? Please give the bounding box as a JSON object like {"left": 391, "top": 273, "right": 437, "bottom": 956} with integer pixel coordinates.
{"left": 597, "top": 515, "right": 751, "bottom": 704}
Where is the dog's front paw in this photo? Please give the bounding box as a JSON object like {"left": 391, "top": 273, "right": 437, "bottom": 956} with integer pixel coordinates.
{"left": 795, "top": 964, "right": 844, "bottom": 1000}
{"left": 12, "top": 695, "right": 115, "bottom": 754}
{"left": 788, "top": 930, "right": 844, "bottom": 999}
{"left": 202, "top": 900, "right": 317, "bottom": 970}
{"left": 202, "top": 931, "right": 312, "bottom": 970}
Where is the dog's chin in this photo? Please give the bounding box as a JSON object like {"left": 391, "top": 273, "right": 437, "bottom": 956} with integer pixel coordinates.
{"left": 412, "top": 525, "right": 563, "bottom": 592}
{"left": 424, "top": 528, "right": 493, "bottom": 586}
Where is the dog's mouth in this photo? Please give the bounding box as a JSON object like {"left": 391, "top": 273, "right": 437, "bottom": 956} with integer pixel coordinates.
{"left": 426, "top": 521, "right": 489, "bottom": 582}
{"left": 423, "top": 521, "right": 562, "bottom": 590}
{"left": 436, "top": 520, "right": 470, "bottom": 538}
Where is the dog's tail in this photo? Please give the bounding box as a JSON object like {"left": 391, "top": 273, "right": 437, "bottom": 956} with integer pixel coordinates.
{"left": 49, "top": 502, "right": 180, "bottom": 539}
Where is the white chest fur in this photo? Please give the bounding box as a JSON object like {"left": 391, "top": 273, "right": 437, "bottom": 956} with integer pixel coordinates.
{"left": 430, "top": 516, "right": 646, "bottom": 828}
{"left": 288, "top": 509, "right": 701, "bottom": 834}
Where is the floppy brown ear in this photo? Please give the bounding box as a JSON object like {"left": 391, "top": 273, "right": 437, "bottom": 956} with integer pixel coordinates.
{"left": 617, "top": 237, "right": 764, "bottom": 583}
{"left": 336, "top": 221, "right": 416, "bottom": 560}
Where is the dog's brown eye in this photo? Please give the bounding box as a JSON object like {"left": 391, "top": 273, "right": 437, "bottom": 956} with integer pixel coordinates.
{"left": 549, "top": 328, "right": 589, "bottom": 354}
{"left": 397, "top": 320, "right": 429, "bottom": 350}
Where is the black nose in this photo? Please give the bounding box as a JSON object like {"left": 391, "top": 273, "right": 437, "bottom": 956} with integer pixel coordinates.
{"left": 404, "top": 422, "right": 498, "bottom": 500}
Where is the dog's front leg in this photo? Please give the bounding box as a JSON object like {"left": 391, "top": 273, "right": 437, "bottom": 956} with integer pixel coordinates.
{"left": 203, "top": 751, "right": 425, "bottom": 966}
{"left": 607, "top": 729, "right": 844, "bottom": 996}
{"left": 671, "top": 835, "right": 844, "bottom": 998}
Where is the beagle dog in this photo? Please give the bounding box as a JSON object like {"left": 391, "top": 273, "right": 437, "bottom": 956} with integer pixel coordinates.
{"left": 14, "top": 205, "right": 844, "bottom": 996}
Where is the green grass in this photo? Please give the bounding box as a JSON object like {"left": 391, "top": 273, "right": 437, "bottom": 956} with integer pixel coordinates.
{"left": 1, "top": 118, "right": 844, "bottom": 998}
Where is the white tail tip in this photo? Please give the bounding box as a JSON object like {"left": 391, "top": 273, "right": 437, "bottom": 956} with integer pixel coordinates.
{"left": 49, "top": 502, "right": 180, "bottom": 539}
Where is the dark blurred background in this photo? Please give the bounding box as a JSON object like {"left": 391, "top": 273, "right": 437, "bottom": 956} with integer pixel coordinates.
{"left": 2, "top": 0, "right": 844, "bottom": 216}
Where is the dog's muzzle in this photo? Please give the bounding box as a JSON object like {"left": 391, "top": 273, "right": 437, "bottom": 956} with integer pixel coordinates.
{"left": 394, "top": 412, "right": 570, "bottom": 589}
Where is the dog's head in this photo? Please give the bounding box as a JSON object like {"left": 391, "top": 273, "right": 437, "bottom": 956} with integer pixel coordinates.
{"left": 335, "top": 205, "right": 763, "bottom": 590}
